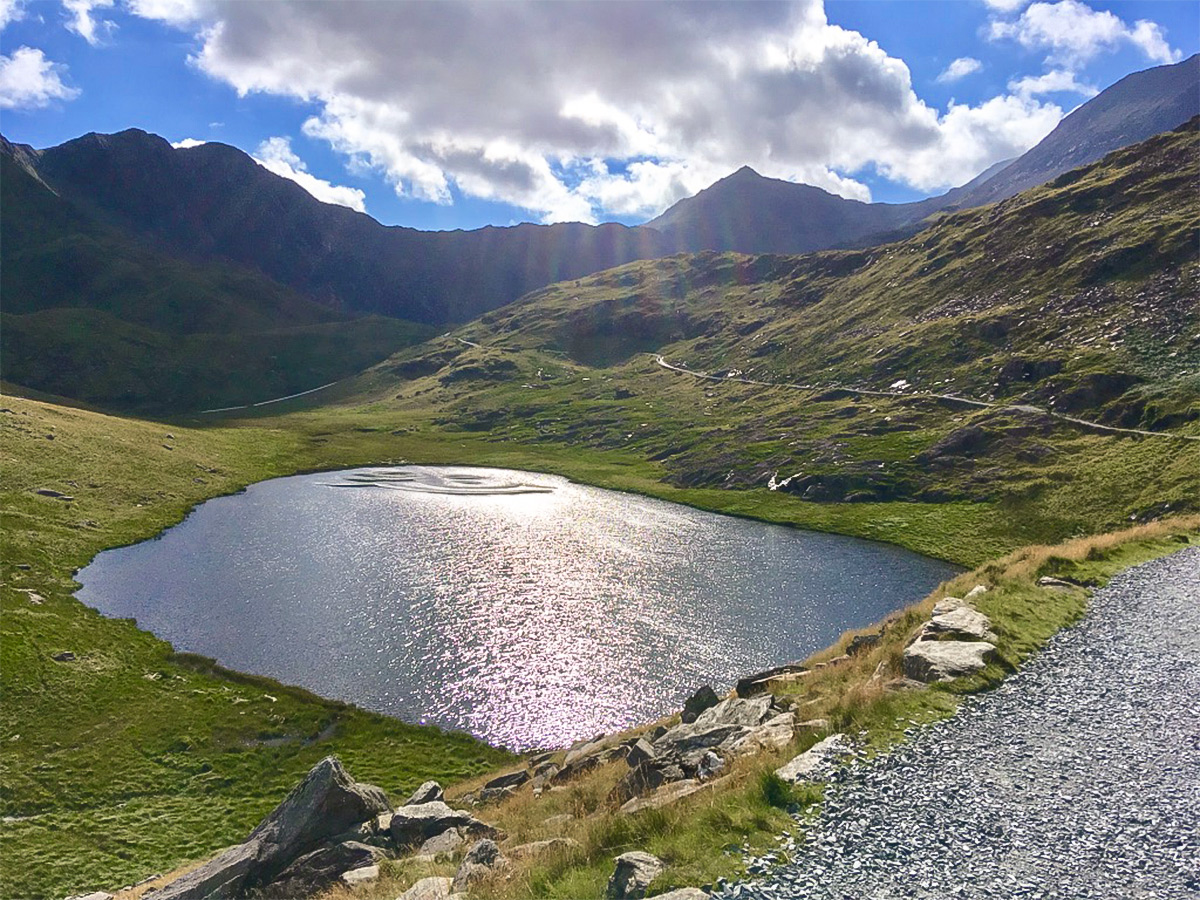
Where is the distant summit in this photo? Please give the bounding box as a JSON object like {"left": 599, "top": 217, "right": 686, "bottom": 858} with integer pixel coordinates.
{"left": 650, "top": 54, "right": 1200, "bottom": 255}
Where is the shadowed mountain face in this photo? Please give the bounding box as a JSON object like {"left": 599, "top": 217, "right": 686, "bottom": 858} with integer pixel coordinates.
{"left": 16, "top": 130, "right": 671, "bottom": 325}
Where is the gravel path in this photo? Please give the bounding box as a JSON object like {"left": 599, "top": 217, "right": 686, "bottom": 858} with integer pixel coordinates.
{"left": 717, "top": 547, "right": 1200, "bottom": 900}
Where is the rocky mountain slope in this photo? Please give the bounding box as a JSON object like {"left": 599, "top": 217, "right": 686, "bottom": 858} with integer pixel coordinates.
{"left": 362, "top": 120, "right": 1198, "bottom": 542}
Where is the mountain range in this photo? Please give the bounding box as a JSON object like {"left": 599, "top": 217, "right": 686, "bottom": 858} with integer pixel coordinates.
{"left": 1, "top": 54, "right": 1195, "bottom": 412}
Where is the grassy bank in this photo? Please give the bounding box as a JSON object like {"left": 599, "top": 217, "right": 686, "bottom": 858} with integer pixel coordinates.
{"left": 312, "top": 518, "right": 1196, "bottom": 900}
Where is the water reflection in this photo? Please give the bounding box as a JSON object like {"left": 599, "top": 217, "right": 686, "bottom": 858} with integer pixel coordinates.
{"left": 77, "top": 466, "right": 959, "bottom": 750}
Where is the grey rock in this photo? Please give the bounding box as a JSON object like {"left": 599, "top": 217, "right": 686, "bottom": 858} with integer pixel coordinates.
{"left": 923, "top": 606, "right": 995, "bottom": 640}
{"left": 418, "top": 827, "right": 464, "bottom": 857}
{"left": 696, "top": 750, "right": 726, "bottom": 780}
{"left": 931, "top": 596, "right": 968, "bottom": 616}
{"left": 695, "top": 695, "right": 775, "bottom": 728}
{"left": 396, "top": 876, "right": 454, "bottom": 900}
{"left": 653, "top": 889, "right": 709, "bottom": 900}
{"left": 339, "top": 864, "right": 379, "bottom": 886}
{"left": 847, "top": 632, "right": 881, "bottom": 655}
{"left": 450, "top": 839, "right": 506, "bottom": 892}
{"left": 403, "top": 780, "right": 444, "bottom": 806}
{"left": 681, "top": 685, "right": 721, "bottom": 723}
{"left": 726, "top": 712, "right": 795, "bottom": 755}
{"left": 389, "top": 801, "right": 494, "bottom": 848}
{"left": 902, "top": 640, "right": 997, "bottom": 682}
{"left": 264, "top": 841, "right": 384, "bottom": 898}
{"left": 482, "top": 769, "right": 530, "bottom": 791}
{"left": 51, "top": 651, "right": 76, "bottom": 662}
{"left": 64, "top": 893, "right": 114, "bottom": 900}
{"left": 149, "top": 839, "right": 259, "bottom": 900}
{"left": 626, "top": 737, "right": 657, "bottom": 769}
{"left": 775, "top": 734, "right": 854, "bottom": 784}
{"left": 543, "top": 813, "right": 573, "bottom": 829}
{"left": 606, "top": 851, "right": 664, "bottom": 899}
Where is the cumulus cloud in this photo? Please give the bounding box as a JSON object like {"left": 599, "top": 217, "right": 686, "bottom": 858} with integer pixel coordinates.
{"left": 990, "top": 0, "right": 1181, "bottom": 67}
{"left": 132, "top": 0, "right": 1070, "bottom": 221}
{"left": 937, "top": 57, "right": 983, "bottom": 83}
{"left": 0, "top": 0, "right": 25, "bottom": 31}
{"left": 982, "top": 0, "right": 1028, "bottom": 11}
{"left": 171, "top": 137, "right": 207, "bottom": 148}
{"left": 61, "top": 0, "right": 115, "bottom": 45}
{"left": 253, "top": 136, "right": 367, "bottom": 213}
{"left": 0, "top": 45, "right": 80, "bottom": 108}
{"left": 1009, "top": 69, "right": 1097, "bottom": 99}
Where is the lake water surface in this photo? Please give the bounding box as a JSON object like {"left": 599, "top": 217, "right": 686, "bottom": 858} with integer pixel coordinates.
{"left": 77, "top": 466, "right": 959, "bottom": 749}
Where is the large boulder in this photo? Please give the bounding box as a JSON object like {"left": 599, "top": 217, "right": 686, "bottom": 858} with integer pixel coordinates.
{"left": 606, "top": 851, "right": 663, "bottom": 899}
{"left": 922, "top": 606, "right": 995, "bottom": 640}
{"left": 776, "top": 734, "right": 853, "bottom": 784}
{"left": 152, "top": 757, "right": 394, "bottom": 900}
{"left": 248, "top": 756, "right": 390, "bottom": 880}
{"left": 390, "top": 801, "right": 495, "bottom": 848}
{"left": 903, "top": 640, "right": 997, "bottom": 682}
{"left": 694, "top": 695, "right": 775, "bottom": 728}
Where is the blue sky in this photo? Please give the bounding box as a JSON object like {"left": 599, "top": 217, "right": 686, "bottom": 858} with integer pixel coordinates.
{"left": 1, "top": 1, "right": 1195, "bottom": 231}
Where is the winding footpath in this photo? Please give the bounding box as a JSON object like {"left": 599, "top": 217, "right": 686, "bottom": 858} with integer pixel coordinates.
{"left": 654, "top": 355, "right": 1200, "bottom": 442}
{"left": 716, "top": 547, "right": 1200, "bottom": 900}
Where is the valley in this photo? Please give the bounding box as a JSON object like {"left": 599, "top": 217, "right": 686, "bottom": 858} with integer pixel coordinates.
{"left": 0, "top": 49, "right": 1197, "bottom": 900}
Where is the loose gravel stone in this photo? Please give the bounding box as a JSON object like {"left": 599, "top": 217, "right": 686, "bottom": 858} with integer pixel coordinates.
{"left": 716, "top": 548, "right": 1200, "bottom": 900}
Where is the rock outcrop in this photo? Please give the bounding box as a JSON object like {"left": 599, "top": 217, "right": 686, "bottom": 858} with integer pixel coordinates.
{"left": 152, "top": 757, "right": 391, "bottom": 900}
{"left": 903, "top": 640, "right": 998, "bottom": 682}
{"left": 776, "top": 734, "right": 854, "bottom": 784}
{"left": 450, "top": 839, "right": 507, "bottom": 892}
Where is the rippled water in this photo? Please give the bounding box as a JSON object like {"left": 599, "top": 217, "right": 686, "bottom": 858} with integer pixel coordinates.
{"left": 77, "top": 466, "right": 959, "bottom": 750}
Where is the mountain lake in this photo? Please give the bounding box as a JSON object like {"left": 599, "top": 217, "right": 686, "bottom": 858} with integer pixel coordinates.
{"left": 76, "top": 466, "right": 960, "bottom": 750}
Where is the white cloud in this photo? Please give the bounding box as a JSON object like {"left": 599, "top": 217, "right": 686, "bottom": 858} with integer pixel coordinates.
{"left": 132, "top": 1, "right": 1072, "bottom": 221}
{"left": 1008, "top": 69, "right": 1098, "bottom": 99}
{"left": 0, "top": 45, "right": 80, "bottom": 108}
{"left": 0, "top": 0, "right": 25, "bottom": 31}
{"left": 253, "top": 136, "right": 367, "bottom": 213}
{"left": 937, "top": 57, "right": 983, "bottom": 83}
{"left": 990, "top": 0, "right": 1181, "bottom": 67}
{"left": 171, "top": 137, "right": 207, "bottom": 148}
{"left": 982, "top": 0, "right": 1028, "bottom": 11}
{"left": 125, "top": 0, "right": 206, "bottom": 27}
{"left": 61, "top": 0, "right": 115, "bottom": 45}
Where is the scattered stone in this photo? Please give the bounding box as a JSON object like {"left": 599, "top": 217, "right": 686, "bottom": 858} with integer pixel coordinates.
{"left": 51, "top": 651, "right": 76, "bottom": 662}
{"left": 543, "top": 813, "right": 573, "bottom": 829}
{"left": 64, "top": 893, "right": 113, "bottom": 900}
{"left": 776, "top": 734, "right": 854, "bottom": 784}
{"left": 397, "top": 876, "right": 454, "bottom": 900}
{"left": 606, "top": 851, "right": 664, "bottom": 899}
{"left": 965, "top": 584, "right": 989, "bottom": 599}
{"left": 418, "top": 827, "right": 464, "bottom": 857}
{"left": 727, "top": 712, "right": 795, "bottom": 755}
{"left": 902, "top": 640, "right": 997, "bottom": 683}
{"left": 681, "top": 684, "right": 721, "bottom": 723}
{"left": 34, "top": 488, "right": 66, "bottom": 498}
{"left": 795, "top": 718, "right": 831, "bottom": 731}
{"left": 620, "top": 776, "right": 730, "bottom": 814}
{"left": 450, "top": 839, "right": 506, "bottom": 892}
{"left": 404, "top": 780, "right": 444, "bottom": 806}
{"left": 340, "top": 864, "right": 379, "bottom": 886}
{"left": 736, "top": 663, "right": 807, "bottom": 697}
{"left": 390, "top": 801, "right": 494, "bottom": 848}
{"left": 15, "top": 563, "right": 31, "bottom": 570}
